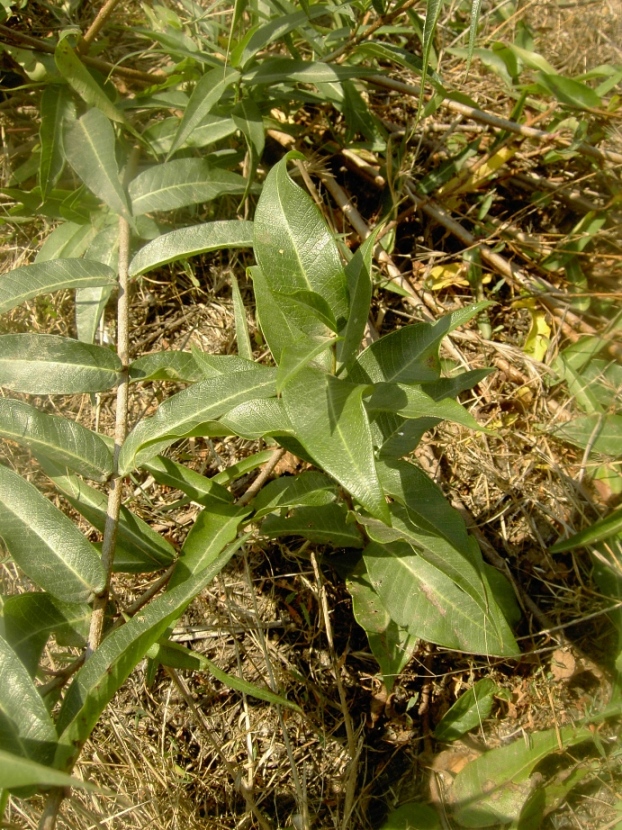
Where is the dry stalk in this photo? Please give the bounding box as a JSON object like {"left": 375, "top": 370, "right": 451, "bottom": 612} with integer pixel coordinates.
{"left": 309, "top": 552, "right": 360, "bottom": 830}
{"left": 79, "top": 0, "right": 125, "bottom": 53}
{"left": 237, "top": 447, "right": 286, "bottom": 506}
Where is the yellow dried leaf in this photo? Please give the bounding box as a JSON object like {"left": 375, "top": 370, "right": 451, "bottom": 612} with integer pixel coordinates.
{"left": 514, "top": 298, "right": 551, "bottom": 362}
{"left": 427, "top": 262, "right": 469, "bottom": 291}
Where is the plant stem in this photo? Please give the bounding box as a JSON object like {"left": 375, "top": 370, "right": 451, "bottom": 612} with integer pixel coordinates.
{"left": 37, "top": 788, "right": 65, "bottom": 830}
{"left": 79, "top": 0, "right": 124, "bottom": 53}
{"left": 87, "top": 152, "right": 135, "bottom": 654}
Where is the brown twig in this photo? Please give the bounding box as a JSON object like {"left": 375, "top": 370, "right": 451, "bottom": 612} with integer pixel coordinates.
{"left": 367, "top": 74, "right": 622, "bottom": 167}
{"left": 237, "top": 447, "right": 286, "bottom": 506}
{"left": 324, "top": 0, "right": 419, "bottom": 62}
{"left": 37, "top": 789, "right": 66, "bottom": 830}
{"left": 79, "top": 0, "right": 124, "bottom": 53}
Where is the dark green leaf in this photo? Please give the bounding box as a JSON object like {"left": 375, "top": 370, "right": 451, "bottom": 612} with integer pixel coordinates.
{"left": 129, "top": 352, "right": 203, "bottom": 383}
{"left": 550, "top": 505, "right": 622, "bottom": 552}
{"left": 243, "top": 58, "right": 374, "bottom": 86}
{"left": 39, "top": 84, "right": 73, "bottom": 198}
{"left": 380, "top": 803, "right": 440, "bottom": 830}
{"left": 129, "top": 220, "right": 254, "bottom": 277}
{"left": 141, "top": 455, "right": 233, "bottom": 504}
{"left": 0, "top": 334, "right": 121, "bottom": 394}
{"left": 0, "top": 464, "right": 105, "bottom": 602}
{"left": 337, "top": 232, "right": 374, "bottom": 368}
{"left": 2, "top": 592, "right": 90, "bottom": 677}
{"left": 252, "top": 471, "right": 337, "bottom": 519}
{"left": 276, "top": 288, "right": 339, "bottom": 332}
{"left": 167, "top": 499, "right": 250, "bottom": 590}
{"left": 434, "top": 678, "right": 498, "bottom": 741}
{"left": 276, "top": 336, "right": 335, "bottom": 394}
{"left": 263, "top": 503, "right": 363, "bottom": 547}
{"left": 282, "top": 368, "right": 389, "bottom": 522}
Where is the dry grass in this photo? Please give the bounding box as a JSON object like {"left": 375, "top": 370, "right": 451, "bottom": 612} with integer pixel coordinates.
{"left": 1, "top": 0, "right": 622, "bottom": 827}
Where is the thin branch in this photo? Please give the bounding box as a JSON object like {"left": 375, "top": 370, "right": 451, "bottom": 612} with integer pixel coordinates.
{"left": 237, "top": 447, "right": 285, "bottom": 506}
{"left": 79, "top": 0, "right": 124, "bottom": 53}
{"left": 368, "top": 74, "right": 622, "bottom": 166}
{"left": 37, "top": 788, "right": 66, "bottom": 830}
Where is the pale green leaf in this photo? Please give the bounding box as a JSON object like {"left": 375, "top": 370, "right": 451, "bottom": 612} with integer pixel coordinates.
{"left": 143, "top": 115, "right": 236, "bottom": 155}
{"left": 64, "top": 109, "right": 132, "bottom": 221}
{"left": 549, "top": 413, "right": 622, "bottom": 456}
{"left": 276, "top": 336, "right": 335, "bottom": 394}
{"left": 168, "top": 66, "right": 240, "bottom": 158}
{"left": 0, "top": 634, "right": 57, "bottom": 767}
{"left": 141, "top": 456, "right": 233, "bottom": 504}
{"left": 550, "top": 505, "right": 622, "bottom": 552}
{"left": 0, "top": 749, "right": 98, "bottom": 791}
{"left": 230, "top": 272, "right": 253, "bottom": 360}
{"left": 54, "top": 546, "right": 238, "bottom": 771}
{"left": 282, "top": 368, "right": 389, "bottom": 523}
{"left": 0, "top": 258, "right": 115, "bottom": 316}
{"left": 0, "top": 334, "right": 121, "bottom": 394}
{"left": 119, "top": 367, "right": 277, "bottom": 474}
{"left": 0, "top": 398, "right": 113, "bottom": 481}
{"left": 220, "top": 397, "right": 294, "bottom": 440}
{"left": 538, "top": 72, "right": 602, "bottom": 110}
{"left": 380, "top": 803, "right": 440, "bottom": 830}
{"left": 0, "top": 464, "right": 105, "bottom": 602}
{"left": 167, "top": 499, "right": 250, "bottom": 590}
{"left": 192, "top": 352, "right": 258, "bottom": 377}
{"left": 129, "top": 352, "right": 203, "bottom": 383}
{"left": 243, "top": 58, "right": 374, "bottom": 85}
{"left": 129, "top": 220, "right": 254, "bottom": 277}
{"left": 252, "top": 471, "right": 337, "bottom": 519}
{"left": 212, "top": 449, "right": 275, "bottom": 486}
{"left": 129, "top": 160, "right": 249, "bottom": 215}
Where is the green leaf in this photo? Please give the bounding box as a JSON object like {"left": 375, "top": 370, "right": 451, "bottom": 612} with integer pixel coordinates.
{"left": 167, "top": 499, "right": 251, "bottom": 590}
{"left": 0, "top": 464, "right": 105, "bottom": 602}
{"left": 211, "top": 449, "right": 275, "bottom": 486}
{"left": 230, "top": 272, "right": 252, "bottom": 360}
{"left": 232, "top": 7, "right": 326, "bottom": 68}
{"left": 451, "top": 723, "right": 593, "bottom": 827}
{"left": 350, "top": 305, "right": 488, "bottom": 385}
{"left": 277, "top": 289, "right": 339, "bottom": 332}
{"left": 364, "top": 540, "right": 518, "bottom": 656}
{"left": 0, "top": 334, "right": 121, "bottom": 394}
{"left": 0, "top": 634, "right": 57, "bottom": 767}
{"left": 220, "top": 397, "right": 293, "bottom": 440}
{"left": 129, "top": 351, "right": 203, "bottom": 383}
{"left": 40, "top": 459, "right": 175, "bottom": 573}
{"left": 54, "top": 546, "right": 238, "bottom": 771}
{"left": 231, "top": 95, "right": 265, "bottom": 190}
{"left": 466, "top": 0, "right": 483, "bottom": 74}
{"left": 433, "top": 678, "right": 497, "bottom": 741}
{"left": 0, "top": 258, "right": 116, "bottom": 315}
{"left": 253, "top": 153, "right": 349, "bottom": 328}
{"left": 2, "top": 592, "right": 90, "bottom": 677}
{"left": 168, "top": 66, "right": 240, "bottom": 158}
{"left": 346, "top": 558, "right": 417, "bottom": 692}
{"left": 276, "top": 336, "right": 335, "bottom": 394}
{"left": 380, "top": 803, "right": 441, "bottom": 830}
{"left": 549, "top": 413, "right": 622, "bottom": 457}
{"left": 337, "top": 232, "right": 374, "bottom": 368}
{"left": 365, "top": 383, "right": 491, "bottom": 433}
{"left": 39, "top": 84, "right": 73, "bottom": 198}
{"left": 0, "top": 749, "right": 99, "bottom": 791}
{"left": 128, "top": 220, "right": 254, "bottom": 277}
{"left": 262, "top": 503, "right": 364, "bottom": 547}
{"left": 550, "top": 505, "right": 622, "bottom": 552}
{"left": 420, "top": 0, "right": 444, "bottom": 111}
{"left": 143, "top": 115, "right": 236, "bottom": 155}
{"left": 128, "top": 160, "right": 249, "bottom": 215}
{"left": 282, "top": 368, "right": 389, "bottom": 523}
{"left": 63, "top": 109, "right": 132, "bottom": 222}
{"left": 141, "top": 456, "right": 233, "bottom": 504}
{"left": 538, "top": 72, "right": 602, "bottom": 109}
{"left": 252, "top": 471, "right": 337, "bottom": 519}
{"left": 192, "top": 352, "right": 258, "bottom": 377}
{"left": 119, "top": 367, "right": 277, "bottom": 474}
{"left": 54, "top": 40, "right": 134, "bottom": 132}
{"left": 243, "top": 58, "right": 374, "bottom": 86}
{"left": 0, "top": 398, "right": 113, "bottom": 481}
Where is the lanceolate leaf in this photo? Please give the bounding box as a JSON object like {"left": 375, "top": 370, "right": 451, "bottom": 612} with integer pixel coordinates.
{"left": 168, "top": 66, "right": 240, "bottom": 158}
{"left": 129, "top": 160, "right": 249, "bottom": 215}
{"left": 282, "top": 368, "right": 389, "bottom": 523}
{"left": 167, "top": 499, "right": 250, "bottom": 590}
{"left": 0, "top": 258, "right": 116, "bottom": 315}
{"left": 220, "top": 397, "right": 294, "bottom": 440}
{"left": 337, "top": 232, "right": 375, "bottom": 368}
{"left": 0, "top": 334, "right": 122, "bottom": 394}
{"left": 230, "top": 272, "right": 253, "bottom": 360}
{"left": 129, "top": 351, "right": 203, "bottom": 383}
{"left": 119, "top": 367, "right": 277, "bottom": 474}
{"left": 38, "top": 459, "right": 176, "bottom": 573}
{"left": 364, "top": 540, "right": 518, "bottom": 657}
{"left": 365, "top": 383, "right": 490, "bottom": 433}
{"left": 550, "top": 505, "right": 622, "bottom": 552}
{"left": 64, "top": 109, "right": 132, "bottom": 222}
{"left": 141, "top": 456, "right": 234, "bottom": 504}
{"left": 0, "top": 635, "right": 57, "bottom": 766}
{"left": 54, "top": 40, "right": 133, "bottom": 131}
{"left": 2, "top": 592, "right": 90, "bottom": 677}
{"left": 39, "top": 84, "right": 74, "bottom": 198}
{"left": 254, "top": 153, "right": 349, "bottom": 327}
{"left": 0, "top": 749, "right": 98, "bottom": 791}
{"left": 252, "top": 471, "right": 337, "bottom": 519}
{"left": 262, "top": 503, "right": 364, "bottom": 547}
{"left": 0, "top": 398, "right": 113, "bottom": 481}
{"left": 0, "top": 464, "right": 105, "bottom": 602}
{"left": 350, "top": 304, "right": 489, "bottom": 384}
{"left": 276, "top": 336, "right": 335, "bottom": 394}
{"left": 54, "top": 546, "right": 239, "bottom": 771}
{"left": 129, "top": 220, "right": 254, "bottom": 277}
{"left": 148, "top": 641, "right": 301, "bottom": 712}
{"left": 420, "top": 0, "right": 444, "bottom": 111}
